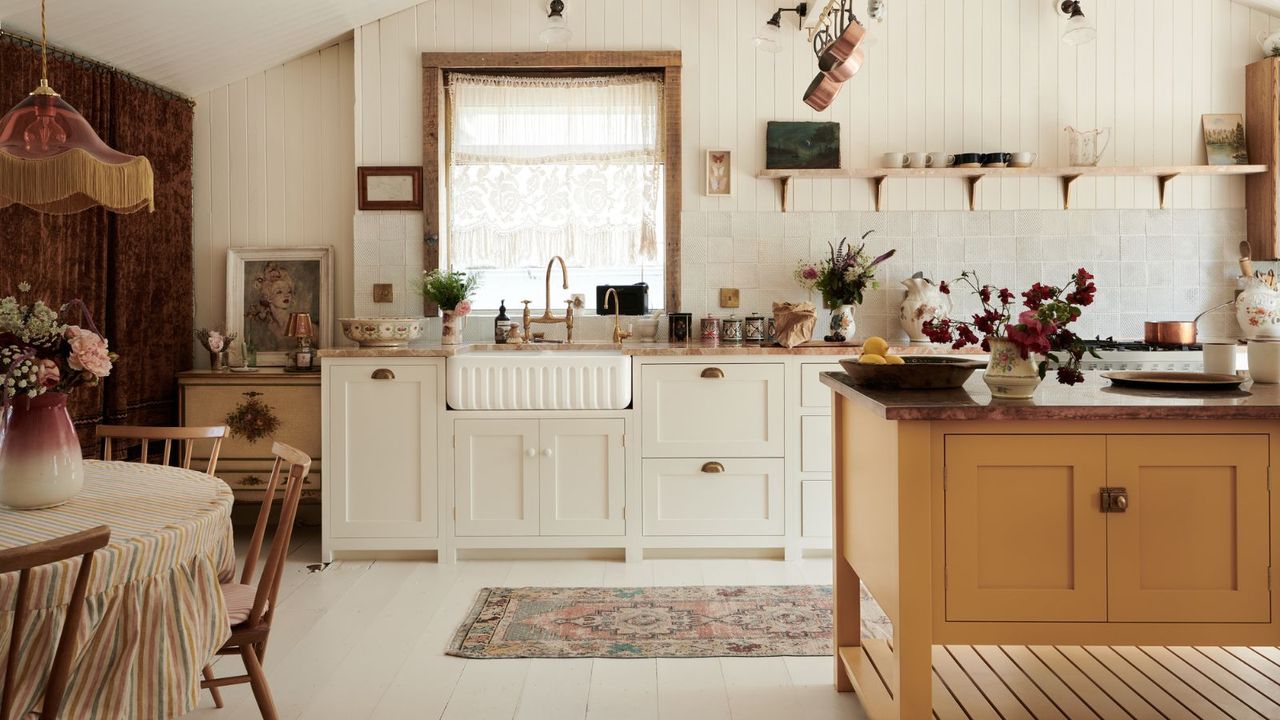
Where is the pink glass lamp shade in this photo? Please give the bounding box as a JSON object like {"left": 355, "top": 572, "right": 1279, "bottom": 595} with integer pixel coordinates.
{"left": 0, "top": 81, "right": 155, "bottom": 214}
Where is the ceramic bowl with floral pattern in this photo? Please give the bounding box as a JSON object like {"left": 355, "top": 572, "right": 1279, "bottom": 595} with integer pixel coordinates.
{"left": 340, "top": 318, "right": 425, "bottom": 347}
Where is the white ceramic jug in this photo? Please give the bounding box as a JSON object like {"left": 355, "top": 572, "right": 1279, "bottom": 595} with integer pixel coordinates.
{"left": 1065, "top": 126, "right": 1111, "bottom": 167}
{"left": 900, "top": 275, "right": 952, "bottom": 342}
{"left": 1237, "top": 275, "right": 1280, "bottom": 340}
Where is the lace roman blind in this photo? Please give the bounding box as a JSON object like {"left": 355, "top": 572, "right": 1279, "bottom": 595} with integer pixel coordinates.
{"left": 447, "top": 73, "right": 663, "bottom": 269}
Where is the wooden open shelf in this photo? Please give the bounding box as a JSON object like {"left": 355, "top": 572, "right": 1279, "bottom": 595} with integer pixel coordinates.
{"left": 758, "top": 164, "right": 1269, "bottom": 212}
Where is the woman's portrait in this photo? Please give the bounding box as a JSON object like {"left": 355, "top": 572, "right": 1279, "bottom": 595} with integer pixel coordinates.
{"left": 227, "top": 247, "right": 333, "bottom": 364}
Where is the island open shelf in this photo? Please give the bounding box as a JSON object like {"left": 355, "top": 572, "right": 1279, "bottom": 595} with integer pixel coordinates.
{"left": 758, "top": 164, "right": 1268, "bottom": 212}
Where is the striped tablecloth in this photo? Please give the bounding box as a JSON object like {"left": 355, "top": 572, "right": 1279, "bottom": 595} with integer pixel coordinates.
{"left": 0, "top": 460, "right": 235, "bottom": 719}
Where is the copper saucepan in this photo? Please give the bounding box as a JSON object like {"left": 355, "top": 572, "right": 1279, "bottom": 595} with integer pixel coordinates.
{"left": 1143, "top": 301, "right": 1233, "bottom": 346}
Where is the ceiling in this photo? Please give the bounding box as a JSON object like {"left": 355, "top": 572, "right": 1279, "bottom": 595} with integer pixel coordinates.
{"left": 0, "top": 0, "right": 424, "bottom": 96}
{"left": 1241, "top": 0, "right": 1280, "bottom": 13}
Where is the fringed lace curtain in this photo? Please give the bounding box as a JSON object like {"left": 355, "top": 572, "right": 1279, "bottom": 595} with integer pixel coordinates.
{"left": 447, "top": 73, "right": 663, "bottom": 268}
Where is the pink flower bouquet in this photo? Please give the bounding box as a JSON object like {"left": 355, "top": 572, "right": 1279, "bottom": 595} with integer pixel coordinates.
{"left": 0, "top": 282, "right": 118, "bottom": 399}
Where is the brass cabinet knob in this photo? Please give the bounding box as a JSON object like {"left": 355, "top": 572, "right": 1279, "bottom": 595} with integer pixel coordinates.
{"left": 1100, "top": 487, "right": 1128, "bottom": 512}
{"left": 700, "top": 367, "right": 725, "bottom": 379}
{"left": 701, "top": 461, "right": 725, "bottom": 473}
{"left": 1115, "top": 494, "right": 1128, "bottom": 511}
{"left": 371, "top": 368, "right": 395, "bottom": 380}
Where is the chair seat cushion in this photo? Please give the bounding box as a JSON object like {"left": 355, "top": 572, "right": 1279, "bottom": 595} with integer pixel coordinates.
{"left": 220, "top": 582, "right": 259, "bottom": 626}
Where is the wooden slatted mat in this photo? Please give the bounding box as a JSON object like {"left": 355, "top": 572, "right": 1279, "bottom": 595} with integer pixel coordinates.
{"left": 843, "top": 644, "right": 1280, "bottom": 719}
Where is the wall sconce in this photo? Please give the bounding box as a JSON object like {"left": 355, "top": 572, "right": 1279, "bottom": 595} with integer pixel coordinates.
{"left": 1060, "top": 1, "right": 1096, "bottom": 46}
{"left": 540, "top": 0, "right": 572, "bottom": 46}
{"left": 754, "top": 3, "right": 809, "bottom": 54}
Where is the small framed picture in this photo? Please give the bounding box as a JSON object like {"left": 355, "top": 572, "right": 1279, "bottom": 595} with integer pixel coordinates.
{"left": 227, "top": 247, "right": 334, "bottom": 366}
{"left": 1202, "top": 114, "right": 1249, "bottom": 165}
{"left": 706, "top": 149, "right": 733, "bottom": 196}
{"left": 357, "top": 166, "right": 423, "bottom": 210}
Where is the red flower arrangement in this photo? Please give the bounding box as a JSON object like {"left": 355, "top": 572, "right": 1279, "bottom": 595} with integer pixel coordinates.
{"left": 922, "top": 268, "right": 1098, "bottom": 385}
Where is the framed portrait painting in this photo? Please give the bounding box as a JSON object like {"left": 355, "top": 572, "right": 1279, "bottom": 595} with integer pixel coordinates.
{"left": 226, "top": 247, "right": 334, "bottom": 366}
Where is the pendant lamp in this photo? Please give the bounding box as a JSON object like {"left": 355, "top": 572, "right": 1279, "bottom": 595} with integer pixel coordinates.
{"left": 0, "top": 0, "right": 154, "bottom": 214}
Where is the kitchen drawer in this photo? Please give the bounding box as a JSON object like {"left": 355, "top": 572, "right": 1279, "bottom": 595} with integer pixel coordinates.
{"left": 641, "top": 363, "right": 784, "bottom": 457}
{"left": 801, "top": 480, "right": 832, "bottom": 538}
{"left": 216, "top": 465, "right": 322, "bottom": 504}
{"left": 642, "top": 458, "right": 784, "bottom": 536}
{"left": 800, "top": 363, "right": 842, "bottom": 408}
{"left": 800, "top": 415, "right": 832, "bottom": 474}
{"left": 183, "top": 383, "right": 321, "bottom": 460}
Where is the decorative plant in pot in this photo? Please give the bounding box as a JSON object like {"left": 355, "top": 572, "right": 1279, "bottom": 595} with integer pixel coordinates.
{"left": 922, "top": 268, "right": 1097, "bottom": 399}
{"left": 0, "top": 282, "right": 117, "bottom": 509}
{"left": 418, "top": 269, "right": 480, "bottom": 345}
{"left": 794, "top": 232, "right": 895, "bottom": 343}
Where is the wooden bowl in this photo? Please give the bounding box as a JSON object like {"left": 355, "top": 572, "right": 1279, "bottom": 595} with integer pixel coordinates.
{"left": 838, "top": 356, "right": 987, "bottom": 390}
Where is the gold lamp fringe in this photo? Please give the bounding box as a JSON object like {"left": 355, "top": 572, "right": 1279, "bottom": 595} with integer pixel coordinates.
{"left": 0, "top": 147, "right": 154, "bottom": 214}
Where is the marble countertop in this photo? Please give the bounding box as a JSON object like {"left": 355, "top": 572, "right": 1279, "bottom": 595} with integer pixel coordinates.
{"left": 820, "top": 371, "right": 1280, "bottom": 420}
{"left": 318, "top": 340, "right": 984, "bottom": 359}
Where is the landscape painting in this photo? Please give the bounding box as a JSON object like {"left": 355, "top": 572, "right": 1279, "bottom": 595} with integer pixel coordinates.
{"left": 765, "top": 121, "right": 841, "bottom": 170}
{"left": 1202, "top": 113, "right": 1248, "bottom": 165}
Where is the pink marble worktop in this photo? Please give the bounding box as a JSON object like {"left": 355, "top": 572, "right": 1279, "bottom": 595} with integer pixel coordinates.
{"left": 318, "top": 340, "right": 985, "bottom": 358}
{"left": 820, "top": 371, "right": 1280, "bottom": 421}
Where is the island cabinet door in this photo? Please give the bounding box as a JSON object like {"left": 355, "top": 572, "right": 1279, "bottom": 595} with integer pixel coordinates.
{"left": 538, "top": 419, "right": 625, "bottom": 536}
{"left": 454, "top": 419, "right": 540, "bottom": 536}
{"left": 944, "top": 435, "right": 1108, "bottom": 622}
{"left": 1106, "top": 435, "right": 1272, "bottom": 623}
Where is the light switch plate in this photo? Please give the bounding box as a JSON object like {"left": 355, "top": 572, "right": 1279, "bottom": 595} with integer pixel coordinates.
{"left": 719, "top": 288, "right": 740, "bottom": 308}
{"left": 373, "top": 283, "right": 394, "bottom": 303}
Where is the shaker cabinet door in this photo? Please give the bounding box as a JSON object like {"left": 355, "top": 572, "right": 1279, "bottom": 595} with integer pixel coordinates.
{"left": 454, "top": 419, "right": 540, "bottom": 536}
{"left": 641, "top": 363, "right": 784, "bottom": 457}
{"left": 1106, "top": 435, "right": 1271, "bottom": 623}
{"left": 944, "top": 435, "right": 1108, "bottom": 622}
{"left": 538, "top": 419, "right": 625, "bottom": 536}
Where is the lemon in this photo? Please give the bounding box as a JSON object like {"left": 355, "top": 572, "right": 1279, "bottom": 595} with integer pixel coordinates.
{"left": 858, "top": 353, "right": 887, "bottom": 365}
{"left": 863, "top": 336, "right": 890, "bottom": 357}
{"left": 884, "top": 354, "right": 905, "bottom": 365}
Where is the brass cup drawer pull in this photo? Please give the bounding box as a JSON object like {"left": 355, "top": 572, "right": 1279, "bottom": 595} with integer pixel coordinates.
{"left": 371, "top": 368, "right": 396, "bottom": 380}
{"left": 1100, "top": 487, "right": 1128, "bottom": 512}
{"left": 701, "top": 461, "right": 725, "bottom": 473}
{"left": 700, "top": 367, "right": 725, "bottom": 379}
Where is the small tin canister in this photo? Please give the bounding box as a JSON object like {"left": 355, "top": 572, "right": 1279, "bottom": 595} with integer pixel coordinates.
{"left": 701, "top": 315, "right": 722, "bottom": 341}
{"left": 722, "top": 315, "right": 744, "bottom": 343}
{"left": 744, "top": 313, "right": 766, "bottom": 343}
{"left": 669, "top": 312, "right": 692, "bottom": 342}
{"left": 763, "top": 317, "right": 777, "bottom": 346}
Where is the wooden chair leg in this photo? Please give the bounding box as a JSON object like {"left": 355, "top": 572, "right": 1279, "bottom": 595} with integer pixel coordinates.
{"left": 241, "top": 645, "right": 279, "bottom": 720}
{"left": 202, "top": 665, "right": 224, "bottom": 709}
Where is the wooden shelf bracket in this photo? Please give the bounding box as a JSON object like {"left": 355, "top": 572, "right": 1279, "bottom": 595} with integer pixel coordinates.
{"left": 1157, "top": 174, "right": 1179, "bottom": 209}
{"left": 1060, "top": 174, "right": 1080, "bottom": 209}
{"left": 778, "top": 176, "right": 793, "bottom": 212}
{"left": 873, "top": 176, "right": 887, "bottom": 212}
{"left": 965, "top": 176, "right": 980, "bottom": 211}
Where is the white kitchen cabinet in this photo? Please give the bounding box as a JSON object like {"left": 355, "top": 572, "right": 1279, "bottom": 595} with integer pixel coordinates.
{"left": 455, "top": 418, "right": 625, "bottom": 537}
{"left": 801, "top": 480, "right": 832, "bottom": 538}
{"left": 800, "top": 362, "right": 842, "bottom": 408}
{"left": 641, "top": 363, "right": 784, "bottom": 457}
{"left": 799, "top": 415, "right": 832, "bottom": 474}
{"left": 454, "top": 419, "right": 540, "bottom": 536}
{"left": 641, "top": 458, "right": 784, "bottom": 536}
{"left": 327, "top": 362, "right": 438, "bottom": 539}
{"left": 540, "top": 419, "right": 625, "bottom": 536}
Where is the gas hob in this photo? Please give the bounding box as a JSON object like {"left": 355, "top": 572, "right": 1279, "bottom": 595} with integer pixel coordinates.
{"left": 1078, "top": 337, "right": 1208, "bottom": 372}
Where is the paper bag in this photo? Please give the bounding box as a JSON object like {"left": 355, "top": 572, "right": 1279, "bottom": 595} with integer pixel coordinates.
{"left": 772, "top": 301, "right": 817, "bottom": 348}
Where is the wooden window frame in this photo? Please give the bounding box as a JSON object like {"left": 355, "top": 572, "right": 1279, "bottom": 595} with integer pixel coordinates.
{"left": 421, "top": 51, "right": 682, "bottom": 316}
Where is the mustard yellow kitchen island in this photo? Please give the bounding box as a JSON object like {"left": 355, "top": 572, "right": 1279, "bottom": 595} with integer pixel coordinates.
{"left": 822, "top": 371, "right": 1280, "bottom": 719}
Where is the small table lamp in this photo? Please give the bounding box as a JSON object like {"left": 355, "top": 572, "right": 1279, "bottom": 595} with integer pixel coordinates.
{"left": 284, "top": 312, "right": 316, "bottom": 371}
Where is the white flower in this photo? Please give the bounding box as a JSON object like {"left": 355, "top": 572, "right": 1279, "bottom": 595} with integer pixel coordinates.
{"left": 17, "top": 281, "right": 30, "bottom": 292}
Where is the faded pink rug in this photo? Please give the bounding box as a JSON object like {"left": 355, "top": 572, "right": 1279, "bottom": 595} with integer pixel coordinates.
{"left": 446, "top": 585, "right": 890, "bottom": 659}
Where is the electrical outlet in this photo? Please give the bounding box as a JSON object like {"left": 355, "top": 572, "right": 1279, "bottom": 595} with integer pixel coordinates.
{"left": 372, "top": 283, "right": 394, "bottom": 303}
{"left": 719, "top": 288, "right": 740, "bottom": 308}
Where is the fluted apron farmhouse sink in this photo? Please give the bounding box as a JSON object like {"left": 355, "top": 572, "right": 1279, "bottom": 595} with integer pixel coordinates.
{"left": 446, "top": 352, "right": 632, "bottom": 410}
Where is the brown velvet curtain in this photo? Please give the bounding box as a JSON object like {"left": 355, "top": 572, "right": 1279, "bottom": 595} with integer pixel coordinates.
{"left": 0, "top": 36, "right": 193, "bottom": 449}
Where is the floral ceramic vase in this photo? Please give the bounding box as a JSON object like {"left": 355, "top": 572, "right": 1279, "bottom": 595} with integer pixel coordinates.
{"left": 826, "top": 304, "right": 856, "bottom": 344}
{"left": 983, "top": 337, "right": 1043, "bottom": 399}
{"left": 441, "top": 309, "right": 463, "bottom": 345}
{"left": 1236, "top": 276, "right": 1280, "bottom": 340}
{"left": 0, "top": 392, "right": 85, "bottom": 509}
{"left": 900, "top": 276, "right": 952, "bottom": 342}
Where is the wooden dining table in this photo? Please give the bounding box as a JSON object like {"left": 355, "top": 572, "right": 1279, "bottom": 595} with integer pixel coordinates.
{"left": 0, "top": 460, "right": 235, "bottom": 719}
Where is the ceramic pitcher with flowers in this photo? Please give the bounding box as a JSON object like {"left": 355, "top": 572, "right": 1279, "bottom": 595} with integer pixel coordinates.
{"left": 900, "top": 274, "right": 951, "bottom": 342}
{"left": 1236, "top": 275, "right": 1280, "bottom": 340}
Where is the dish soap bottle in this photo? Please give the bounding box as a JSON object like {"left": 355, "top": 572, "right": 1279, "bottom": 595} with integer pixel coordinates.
{"left": 494, "top": 299, "right": 511, "bottom": 343}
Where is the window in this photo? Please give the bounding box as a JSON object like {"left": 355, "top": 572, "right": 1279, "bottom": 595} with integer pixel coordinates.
{"left": 446, "top": 72, "right": 665, "bottom": 311}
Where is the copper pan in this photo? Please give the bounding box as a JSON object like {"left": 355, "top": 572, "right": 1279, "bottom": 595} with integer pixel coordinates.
{"left": 819, "top": 18, "right": 866, "bottom": 66}
{"left": 803, "top": 72, "right": 843, "bottom": 111}
{"left": 820, "top": 47, "right": 864, "bottom": 82}
{"left": 1144, "top": 301, "right": 1233, "bottom": 346}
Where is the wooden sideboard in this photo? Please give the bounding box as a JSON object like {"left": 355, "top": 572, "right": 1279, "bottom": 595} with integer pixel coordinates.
{"left": 178, "top": 369, "right": 321, "bottom": 509}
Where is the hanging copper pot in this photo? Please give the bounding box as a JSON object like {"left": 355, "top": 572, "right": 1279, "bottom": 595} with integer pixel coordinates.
{"left": 819, "top": 17, "right": 866, "bottom": 67}
{"left": 820, "top": 46, "right": 864, "bottom": 82}
{"left": 803, "top": 72, "right": 843, "bottom": 111}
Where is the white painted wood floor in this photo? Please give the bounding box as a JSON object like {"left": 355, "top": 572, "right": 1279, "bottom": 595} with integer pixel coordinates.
{"left": 185, "top": 528, "right": 868, "bottom": 720}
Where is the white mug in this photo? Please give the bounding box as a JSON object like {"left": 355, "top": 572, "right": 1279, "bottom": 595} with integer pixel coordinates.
{"left": 1247, "top": 340, "right": 1280, "bottom": 383}
{"left": 1010, "top": 151, "right": 1037, "bottom": 168}
{"left": 906, "top": 152, "right": 931, "bottom": 168}
{"left": 928, "top": 152, "right": 954, "bottom": 168}
{"left": 881, "top": 152, "right": 906, "bottom": 168}
{"left": 1202, "top": 342, "right": 1237, "bottom": 376}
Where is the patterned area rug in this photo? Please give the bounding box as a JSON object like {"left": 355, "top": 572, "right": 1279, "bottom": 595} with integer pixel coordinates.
{"left": 447, "top": 585, "right": 891, "bottom": 659}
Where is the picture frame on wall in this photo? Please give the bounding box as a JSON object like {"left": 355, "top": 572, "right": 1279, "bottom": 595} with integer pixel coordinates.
{"left": 357, "top": 166, "right": 423, "bottom": 210}
{"left": 705, "top": 149, "right": 732, "bottom": 196}
{"left": 765, "top": 121, "right": 841, "bottom": 170}
{"left": 226, "top": 246, "right": 334, "bottom": 367}
{"left": 1201, "top": 113, "right": 1249, "bottom": 165}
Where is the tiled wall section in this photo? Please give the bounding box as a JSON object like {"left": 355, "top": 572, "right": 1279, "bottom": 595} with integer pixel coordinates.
{"left": 354, "top": 207, "right": 1251, "bottom": 344}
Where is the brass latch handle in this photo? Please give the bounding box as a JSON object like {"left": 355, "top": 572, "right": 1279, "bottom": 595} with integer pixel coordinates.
{"left": 371, "top": 368, "right": 396, "bottom": 380}
{"left": 701, "top": 461, "right": 725, "bottom": 473}
{"left": 700, "top": 367, "right": 725, "bottom": 379}
{"left": 1100, "top": 487, "right": 1128, "bottom": 513}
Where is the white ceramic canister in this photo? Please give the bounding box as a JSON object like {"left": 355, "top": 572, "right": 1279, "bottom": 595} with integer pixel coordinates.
{"left": 1248, "top": 339, "right": 1280, "bottom": 383}
{"left": 1236, "top": 276, "right": 1280, "bottom": 340}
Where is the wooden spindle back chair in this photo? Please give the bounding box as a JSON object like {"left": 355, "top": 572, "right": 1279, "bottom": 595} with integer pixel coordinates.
{"left": 0, "top": 525, "right": 111, "bottom": 720}
{"left": 96, "top": 425, "right": 228, "bottom": 475}
{"left": 201, "top": 441, "right": 310, "bottom": 720}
